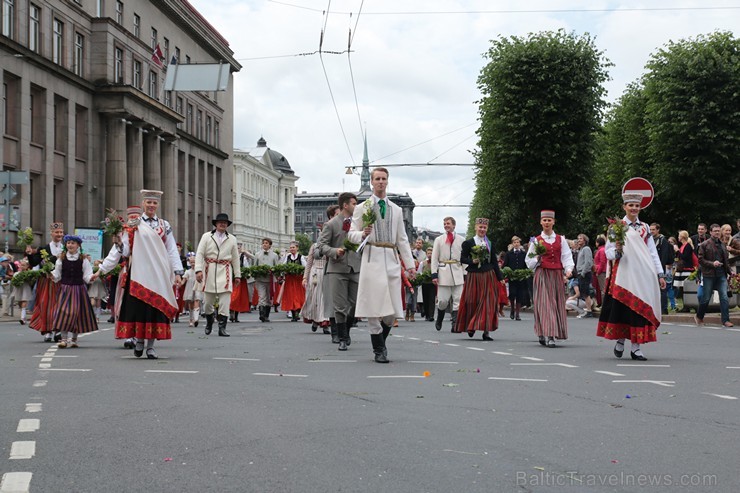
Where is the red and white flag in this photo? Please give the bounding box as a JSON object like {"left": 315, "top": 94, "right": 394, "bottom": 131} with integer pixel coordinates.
{"left": 151, "top": 43, "right": 166, "bottom": 68}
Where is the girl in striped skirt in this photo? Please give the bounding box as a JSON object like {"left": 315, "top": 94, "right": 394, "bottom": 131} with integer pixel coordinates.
{"left": 51, "top": 235, "right": 98, "bottom": 348}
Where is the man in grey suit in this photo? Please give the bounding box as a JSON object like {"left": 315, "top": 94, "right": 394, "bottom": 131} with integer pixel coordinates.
{"left": 318, "top": 192, "right": 361, "bottom": 351}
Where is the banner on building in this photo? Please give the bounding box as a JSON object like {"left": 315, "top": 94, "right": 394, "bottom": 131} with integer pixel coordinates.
{"left": 75, "top": 228, "right": 104, "bottom": 260}
{"left": 163, "top": 62, "right": 230, "bottom": 92}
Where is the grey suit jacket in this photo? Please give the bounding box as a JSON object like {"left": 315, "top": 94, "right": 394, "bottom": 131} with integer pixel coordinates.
{"left": 318, "top": 214, "right": 361, "bottom": 274}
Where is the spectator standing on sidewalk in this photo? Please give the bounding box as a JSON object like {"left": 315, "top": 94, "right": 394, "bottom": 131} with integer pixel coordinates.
{"left": 575, "top": 233, "right": 594, "bottom": 318}
{"left": 695, "top": 224, "right": 733, "bottom": 328}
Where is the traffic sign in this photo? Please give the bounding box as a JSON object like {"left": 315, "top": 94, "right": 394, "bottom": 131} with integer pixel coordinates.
{"left": 622, "top": 177, "right": 654, "bottom": 209}
{"left": 0, "top": 171, "right": 29, "bottom": 185}
{"left": 0, "top": 185, "right": 17, "bottom": 203}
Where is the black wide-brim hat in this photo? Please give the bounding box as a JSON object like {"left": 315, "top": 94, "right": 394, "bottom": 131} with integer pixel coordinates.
{"left": 212, "top": 213, "right": 233, "bottom": 226}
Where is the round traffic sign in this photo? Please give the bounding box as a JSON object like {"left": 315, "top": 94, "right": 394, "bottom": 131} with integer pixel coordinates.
{"left": 622, "top": 177, "right": 654, "bottom": 209}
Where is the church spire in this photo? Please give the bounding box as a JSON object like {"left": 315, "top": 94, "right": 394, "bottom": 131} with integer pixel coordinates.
{"left": 360, "top": 129, "right": 370, "bottom": 192}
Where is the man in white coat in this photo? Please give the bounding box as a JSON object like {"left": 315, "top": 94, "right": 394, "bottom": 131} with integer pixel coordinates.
{"left": 431, "top": 216, "right": 466, "bottom": 332}
{"left": 348, "top": 167, "right": 415, "bottom": 363}
{"left": 195, "top": 213, "right": 241, "bottom": 337}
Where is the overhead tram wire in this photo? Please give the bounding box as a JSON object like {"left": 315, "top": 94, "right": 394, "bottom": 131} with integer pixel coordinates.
{"left": 347, "top": 0, "right": 365, "bottom": 135}
{"left": 427, "top": 134, "right": 477, "bottom": 163}
{"left": 370, "top": 123, "right": 477, "bottom": 163}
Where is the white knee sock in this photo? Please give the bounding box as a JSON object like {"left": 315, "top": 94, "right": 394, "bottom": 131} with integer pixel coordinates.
{"left": 615, "top": 339, "right": 625, "bottom": 351}
{"left": 631, "top": 342, "right": 643, "bottom": 355}
{"left": 20, "top": 307, "right": 26, "bottom": 320}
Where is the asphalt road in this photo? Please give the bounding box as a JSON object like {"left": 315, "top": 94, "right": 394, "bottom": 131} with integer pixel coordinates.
{"left": 1, "top": 310, "right": 738, "bottom": 492}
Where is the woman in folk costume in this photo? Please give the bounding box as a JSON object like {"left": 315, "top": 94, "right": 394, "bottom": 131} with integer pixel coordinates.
{"left": 27, "top": 222, "right": 65, "bottom": 342}
{"left": 280, "top": 241, "right": 307, "bottom": 322}
{"left": 300, "top": 241, "right": 331, "bottom": 332}
{"left": 525, "top": 210, "right": 575, "bottom": 348}
{"left": 597, "top": 193, "right": 665, "bottom": 361}
{"left": 181, "top": 253, "right": 203, "bottom": 327}
{"left": 51, "top": 235, "right": 98, "bottom": 347}
{"left": 95, "top": 191, "right": 183, "bottom": 359}
{"left": 229, "top": 246, "right": 252, "bottom": 323}
{"left": 456, "top": 218, "right": 505, "bottom": 341}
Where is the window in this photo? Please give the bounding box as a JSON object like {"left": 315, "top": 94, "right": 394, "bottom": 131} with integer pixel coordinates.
{"left": 2, "top": 77, "right": 19, "bottom": 137}
{"left": 30, "top": 85, "right": 45, "bottom": 145}
{"left": 196, "top": 110, "right": 202, "bottom": 139}
{"left": 133, "top": 59, "right": 141, "bottom": 89}
{"left": 174, "top": 46, "right": 180, "bottom": 64}
{"left": 150, "top": 27, "right": 157, "bottom": 49}
{"left": 205, "top": 116, "right": 211, "bottom": 145}
{"left": 74, "top": 33, "right": 84, "bottom": 76}
{"left": 2, "top": 0, "right": 14, "bottom": 38}
{"left": 164, "top": 90, "right": 171, "bottom": 108}
{"left": 53, "top": 96, "right": 68, "bottom": 153}
{"left": 52, "top": 18, "right": 63, "bottom": 65}
{"left": 176, "top": 96, "right": 183, "bottom": 129}
{"left": 163, "top": 37, "right": 169, "bottom": 63}
{"left": 133, "top": 13, "right": 139, "bottom": 37}
{"left": 29, "top": 4, "right": 39, "bottom": 52}
{"left": 306, "top": 211, "right": 313, "bottom": 223}
{"left": 214, "top": 121, "right": 220, "bottom": 148}
{"left": 148, "top": 71, "right": 157, "bottom": 98}
{"left": 185, "top": 55, "right": 190, "bottom": 64}
{"left": 295, "top": 213, "right": 301, "bottom": 224}
{"left": 114, "top": 47, "right": 123, "bottom": 83}
{"left": 115, "top": 1, "right": 123, "bottom": 24}
{"left": 75, "top": 105, "right": 87, "bottom": 160}
{"left": 186, "top": 103, "right": 192, "bottom": 133}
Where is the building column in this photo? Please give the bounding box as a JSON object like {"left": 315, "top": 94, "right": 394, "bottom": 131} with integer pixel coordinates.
{"left": 160, "top": 139, "right": 176, "bottom": 226}
{"left": 105, "top": 117, "right": 127, "bottom": 213}
{"left": 143, "top": 131, "right": 161, "bottom": 191}
{"left": 127, "top": 125, "right": 144, "bottom": 205}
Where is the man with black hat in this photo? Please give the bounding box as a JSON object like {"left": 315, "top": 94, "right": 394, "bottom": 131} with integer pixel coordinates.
{"left": 195, "top": 213, "right": 241, "bottom": 337}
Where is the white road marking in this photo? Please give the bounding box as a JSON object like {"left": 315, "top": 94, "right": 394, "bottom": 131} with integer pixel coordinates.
{"left": 424, "top": 340, "right": 440, "bottom": 344}
{"left": 511, "top": 363, "right": 578, "bottom": 368}
{"left": 0, "top": 472, "right": 32, "bottom": 492}
{"left": 307, "top": 360, "right": 357, "bottom": 363}
{"left": 9, "top": 441, "right": 36, "bottom": 460}
{"left": 702, "top": 393, "right": 738, "bottom": 400}
{"left": 595, "top": 371, "right": 625, "bottom": 377}
{"left": 24, "top": 404, "right": 41, "bottom": 413}
{"left": 445, "top": 343, "right": 460, "bottom": 347}
{"left": 406, "top": 337, "right": 420, "bottom": 341}
{"left": 612, "top": 380, "right": 675, "bottom": 387}
{"left": 16, "top": 419, "right": 40, "bottom": 433}
{"left": 47, "top": 348, "right": 57, "bottom": 352}
{"left": 616, "top": 364, "right": 670, "bottom": 368}
{"left": 32, "top": 381, "right": 47, "bottom": 388}
{"left": 367, "top": 375, "right": 426, "bottom": 379}
{"left": 253, "top": 373, "right": 307, "bottom": 378}
{"left": 40, "top": 358, "right": 52, "bottom": 363}
{"left": 38, "top": 363, "right": 51, "bottom": 369}
{"left": 408, "top": 361, "right": 459, "bottom": 365}
{"left": 212, "top": 357, "right": 261, "bottom": 361}
{"left": 661, "top": 322, "right": 674, "bottom": 325}
{"left": 38, "top": 368, "right": 91, "bottom": 372}
{"left": 678, "top": 324, "right": 695, "bottom": 327}
{"left": 466, "top": 347, "right": 485, "bottom": 351}
{"left": 144, "top": 370, "right": 199, "bottom": 374}
{"left": 35, "top": 355, "right": 77, "bottom": 358}
{"left": 726, "top": 367, "right": 740, "bottom": 369}
{"left": 519, "top": 356, "right": 544, "bottom": 361}
{"left": 488, "top": 377, "right": 548, "bottom": 382}
{"left": 391, "top": 334, "right": 404, "bottom": 338}
{"left": 492, "top": 351, "right": 512, "bottom": 356}
{"left": 726, "top": 328, "right": 740, "bottom": 332}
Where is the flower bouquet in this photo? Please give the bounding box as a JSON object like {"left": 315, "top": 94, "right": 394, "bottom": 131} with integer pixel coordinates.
{"left": 100, "top": 264, "right": 122, "bottom": 279}
{"left": 410, "top": 271, "right": 431, "bottom": 287}
{"left": 607, "top": 216, "right": 627, "bottom": 255}
{"left": 361, "top": 199, "right": 377, "bottom": 227}
{"left": 729, "top": 273, "right": 740, "bottom": 294}
{"left": 471, "top": 244, "right": 489, "bottom": 264}
{"left": 250, "top": 264, "right": 273, "bottom": 279}
{"left": 16, "top": 227, "right": 34, "bottom": 248}
{"left": 343, "top": 238, "right": 359, "bottom": 252}
{"left": 101, "top": 209, "right": 124, "bottom": 237}
{"left": 527, "top": 237, "right": 547, "bottom": 258}
{"left": 11, "top": 270, "right": 41, "bottom": 288}
{"left": 502, "top": 266, "right": 533, "bottom": 281}
{"left": 240, "top": 266, "right": 251, "bottom": 279}
{"left": 39, "top": 249, "right": 55, "bottom": 275}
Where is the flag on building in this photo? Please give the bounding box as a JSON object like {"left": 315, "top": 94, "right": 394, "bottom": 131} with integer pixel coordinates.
{"left": 151, "top": 43, "right": 166, "bottom": 68}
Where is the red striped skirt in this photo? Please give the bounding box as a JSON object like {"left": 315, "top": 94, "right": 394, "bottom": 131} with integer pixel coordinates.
{"left": 455, "top": 271, "right": 501, "bottom": 333}
{"left": 532, "top": 268, "right": 568, "bottom": 339}
{"left": 29, "top": 276, "right": 60, "bottom": 333}
{"left": 53, "top": 284, "right": 99, "bottom": 334}
{"left": 280, "top": 274, "right": 305, "bottom": 311}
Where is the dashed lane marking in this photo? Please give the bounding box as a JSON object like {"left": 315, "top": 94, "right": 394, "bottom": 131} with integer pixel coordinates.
{"left": 616, "top": 364, "right": 670, "bottom": 368}
{"left": 253, "top": 373, "right": 307, "bottom": 378}
{"left": 702, "top": 393, "right": 738, "bottom": 400}
{"left": 595, "top": 371, "right": 625, "bottom": 377}
{"left": 488, "top": 377, "right": 548, "bottom": 382}
{"left": 519, "top": 356, "right": 544, "bottom": 361}
{"left": 612, "top": 380, "right": 675, "bottom": 387}
{"left": 34, "top": 355, "right": 77, "bottom": 358}
{"left": 466, "top": 347, "right": 486, "bottom": 351}
{"left": 726, "top": 367, "right": 740, "bottom": 369}
{"left": 678, "top": 324, "right": 695, "bottom": 328}
{"left": 38, "top": 363, "right": 50, "bottom": 369}
{"left": 40, "top": 358, "right": 52, "bottom": 363}
{"left": 9, "top": 441, "right": 35, "bottom": 460}
{"left": 407, "top": 337, "right": 420, "bottom": 341}
{"left": 511, "top": 363, "right": 578, "bottom": 368}
{"left": 16, "top": 419, "right": 39, "bottom": 433}
{"left": 308, "top": 360, "right": 358, "bottom": 363}
{"left": 37, "top": 368, "right": 91, "bottom": 372}
{"left": 408, "top": 361, "right": 459, "bottom": 364}
{"left": 144, "top": 370, "right": 199, "bottom": 374}
{"left": 445, "top": 343, "right": 460, "bottom": 347}
{"left": 492, "top": 351, "right": 512, "bottom": 356}
{"left": 212, "top": 357, "right": 261, "bottom": 361}
{"left": 367, "top": 375, "right": 426, "bottom": 379}
{"left": 424, "top": 340, "right": 440, "bottom": 344}
{"left": 32, "top": 381, "right": 46, "bottom": 388}
{"left": 24, "top": 404, "right": 41, "bottom": 413}
{"left": 0, "top": 472, "right": 32, "bottom": 492}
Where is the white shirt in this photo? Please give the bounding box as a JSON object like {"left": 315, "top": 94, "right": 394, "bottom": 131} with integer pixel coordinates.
{"left": 213, "top": 231, "right": 227, "bottom": 246}
{"left": 49, "top": 241, "right": 63, "bottom": 257}
{"left": 605, "top": 216, "right": 664, "bottom": 274}
{"left": 52, "top": 252, "right": 93, "bottom": 284}
{"left": 525, "top": 231, "right": 575, "bottom": 272}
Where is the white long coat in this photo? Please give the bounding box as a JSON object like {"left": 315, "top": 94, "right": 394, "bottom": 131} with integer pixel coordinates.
{"left": 431, "top": 233, "right": 466, "bottom": 286}
{"left": 347, "top": 197, "right": 414, "bottom": 318}
{"left": 194, "top": 231, "right": 240, "bottom": 294}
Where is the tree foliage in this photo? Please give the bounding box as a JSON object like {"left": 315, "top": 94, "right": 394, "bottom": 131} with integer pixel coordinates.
{"left": 294, "top": 233, "right": 312, "bottom": 256}
{"left": 470, "top": 30, "right": 611, "bottom": 249}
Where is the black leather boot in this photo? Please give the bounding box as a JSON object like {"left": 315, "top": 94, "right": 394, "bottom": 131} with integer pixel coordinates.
{"left": 346, "top": 324, "right": 351, "bottom": 346}
{"left": 337, "top": 323, "right": 348, "bottom": 351}
{"left": 510, "top": 305, "right": 515, "bottom": 320}
{"left": 450, "top": 310, "right": 458, "bottom": 333}
{"left": 234, "top": 311, "right": 240, "bottom": 323}
{"left": 330, "top": 320, "right": 340, "bottom": 343}
{"left": 258, "top": 306, "right": 266, "bottom": 322}
{"left": 263, "top": 306, "right": 271, "bottom": 322}
{"left": 434, "top": 308, "right": 445, "bottom": 331}
{"left": 371, "top": 334, "right": 388, "bottom": 363}
{"left": 229, "top": 310, "right": 235, "bottom": 323}
{"left": 204, "top": 313, "right": 215, "bottom": 335}
{"left": 217, "top": 315, "right": 230, "bottom": 337}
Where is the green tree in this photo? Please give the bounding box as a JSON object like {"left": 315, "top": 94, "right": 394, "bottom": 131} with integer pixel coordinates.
{"left": 470, "top": 30, "right": 611, "bottom": 248}
{"left": 294, "top": 233, "right": 312, "bottom": 256}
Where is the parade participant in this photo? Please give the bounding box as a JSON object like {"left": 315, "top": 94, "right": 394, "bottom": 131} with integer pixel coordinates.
{"left": 525, "top": 210, "right": 574, "bottom": 348}
{"left": 503, "top": 236, "right": 528, "bottom": 321}
{"left": 347, "top": 169, "right": 415, "bottom": 363}
{"left": 301, "top": 207, "right": 337, "bottom": 333}
{"left": 88, "top": 259, "right": 106, "bottom": 321}
{"left": 253, "top": 238, "right": 279, "bottom": 322}
{"left": 181, "top": 254, "right": 203, "bottom": 327}
{"left": 280, "top": 241, "right": 307, "bottom": 322}
{"left": 28, "top": 221, "right": 65, "bottom": 342}
{"left": 114, "top": 206, "right": 142, "bottom": 349}
{"left": 418, "top": 246, "right": 436, "bottom": 322}
{"left": 195, "top": 213, "right": 241, "bottom": 337}
{"left": 229, "top": 244, "right": 251, "bottom": 323}
{"left": 456, "top": 218, "right": 505, "bottom": 341}
{"left": 51, "top": 235, "right": 98, "bottom": 348}
{"left": 94, "top": 191, "right": 183, "bottom": 359}
{"left": 405, "top": 238, "right": 426, "bottom": 321}
{"left": 597, "top": 193, "right": 665, "bottom": 360}
{"left": 13, "top": 259, "right": 34, "bottom": 325}
{"left": 319, "top": 193, "right": 361, "bottom": 351}
{"left": 431, "top": 217, "right": 465, "bottom": 332}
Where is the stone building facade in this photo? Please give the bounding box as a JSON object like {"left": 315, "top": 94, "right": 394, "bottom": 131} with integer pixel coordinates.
{"left": 0, "top": 0, "right": 240, "bottom": 250}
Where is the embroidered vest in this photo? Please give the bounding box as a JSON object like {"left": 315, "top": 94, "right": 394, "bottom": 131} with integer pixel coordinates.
{"left": 287, "top": 254, "right": 302, "bottom": 265}
{"left": 537, "top": 234, "right": 563, "bottom": 270}
{"left": 61, "top": 257, "right": 84, "bottom": 285}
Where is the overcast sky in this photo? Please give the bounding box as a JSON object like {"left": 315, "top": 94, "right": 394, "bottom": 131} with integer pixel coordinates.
{"left": 188, "top": 0, "right": 736, "bottom": 232}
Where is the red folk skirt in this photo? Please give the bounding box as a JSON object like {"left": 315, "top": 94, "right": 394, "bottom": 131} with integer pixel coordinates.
{"left": 280, "top": 274, "right": 306, "bottom": 311}
{"left": 230, "top": 281, "right": 251, "bottom": 312}
{"left": 455, "top": 270, "right": 501, "bottom": 333}
{"left": 29, "top": 276, "right": 60, "bottom": 333}
{"left": 532, "top": 268, "right": 568, "bottom": 340}
{"left": 596, "top": 265, "right": 657, "bottom": 344}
